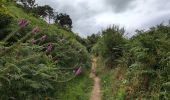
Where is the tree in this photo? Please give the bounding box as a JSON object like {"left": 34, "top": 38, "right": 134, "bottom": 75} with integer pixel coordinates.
{"left": 34, "top": 5, "right": 54, "bottom": 23}
{"left": 44, "top": 5, "right": 54, "bottom": 24}
{"left": 35, "top": 6, "right": 48, "bottom": 18}
{"left": 19, "top": 0, "right": 36, "bottom": 8}
{"left": 27, "top": 0, "right": 36, "bottom": 8}
{"left": 55, "top": 13, "right": 72, "bottom": 30}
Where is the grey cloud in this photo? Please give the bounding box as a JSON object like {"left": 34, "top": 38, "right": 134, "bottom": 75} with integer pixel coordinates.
{"left": 104, "top": 0, "right": 136, "bottom": 13}
{"left": 141, "top": 13, "right": 170, "bottom": 29}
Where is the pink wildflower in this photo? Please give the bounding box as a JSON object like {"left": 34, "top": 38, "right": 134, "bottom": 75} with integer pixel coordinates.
{"left": 32, "top": 27, "right": 40, "bottom": 34}
{"left": 46, "top": 43, "right": 53, "bottom": 53}
{"left": 18, "top": 19, "right": 29, "bottom": 28}
{"left": 75, "top": 67, "right": 82, "bottom": 75}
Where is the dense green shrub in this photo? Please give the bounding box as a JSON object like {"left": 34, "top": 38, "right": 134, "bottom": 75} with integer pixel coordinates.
{"left": 93, "top": 25, "right": 126, "bottom": 68}
{"left": 0, "top": 12, "right": 12, "bottom": 28}
{"left": 0, "top": 4, "right": 13, "bottom": 40}
{"left": 0, "top": 1, "right": 13, "bottom": 26}
{"left": 94, "top": 24, "right": 170, "bottom": 99}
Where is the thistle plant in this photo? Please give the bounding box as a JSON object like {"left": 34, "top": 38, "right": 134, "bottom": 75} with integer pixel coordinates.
{"left": 18, "top": 19, "right": 29, "bottom": 28}
{"left": 46, "top": 43, "right": 53, "bottom": 53}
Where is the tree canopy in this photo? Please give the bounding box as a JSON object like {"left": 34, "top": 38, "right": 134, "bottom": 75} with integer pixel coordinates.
{"left": 55, "top": 13, "right": 72, "bottom": 30}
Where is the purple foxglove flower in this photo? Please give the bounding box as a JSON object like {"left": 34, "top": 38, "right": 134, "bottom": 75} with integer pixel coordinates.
{"left": 46, "top": 43, "right": 53, "bottom": 53}
{"left": 41, "top": 35, "right": 47, "bottom": 41}
{"left": 32, "top": 27, "right": 40, "bottom": 34}
{"left": 75, "top": 67, "right": 82, "bottom": 75}
{"left": 18, "top": 19, "right": 29, "bottom": 28}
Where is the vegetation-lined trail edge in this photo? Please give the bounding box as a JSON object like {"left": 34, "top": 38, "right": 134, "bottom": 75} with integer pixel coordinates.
{"left": 90, "top": 58, "right": 101, "bottom": 100}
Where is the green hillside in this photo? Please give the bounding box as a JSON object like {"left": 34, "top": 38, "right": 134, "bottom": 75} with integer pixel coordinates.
{"left": 6, "top": 3, "right": 75, "bottom": 38}
{"left": 0, "top": 1, "right": 92, "bottom": 100}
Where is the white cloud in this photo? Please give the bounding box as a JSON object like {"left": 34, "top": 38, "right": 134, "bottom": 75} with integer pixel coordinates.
{"left": 36, "top": 0, "right": 170, "bottom": 37}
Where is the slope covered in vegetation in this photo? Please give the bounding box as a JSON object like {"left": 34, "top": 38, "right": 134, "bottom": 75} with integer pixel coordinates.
{"left": 92, "top": 25, "right": 170, "bottom": 99}
{"left": 0, "top": 1, "right": 92, "bottom": 99}
{"left": 1, "top": 0, "right": 170, "bottom": 100}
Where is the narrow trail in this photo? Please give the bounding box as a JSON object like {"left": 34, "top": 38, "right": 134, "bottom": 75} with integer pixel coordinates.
{"left": 90, "top": 58, "right": 101, "bottom": 100}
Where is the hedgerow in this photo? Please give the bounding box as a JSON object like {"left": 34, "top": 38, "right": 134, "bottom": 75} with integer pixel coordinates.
{"left": 93, "top": 24, "right": 170, "bottom": 99}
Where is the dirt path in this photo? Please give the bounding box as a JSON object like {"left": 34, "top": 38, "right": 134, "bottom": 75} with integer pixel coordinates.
{"left": 90, "top": 58, "right": 101, "bottom": 100}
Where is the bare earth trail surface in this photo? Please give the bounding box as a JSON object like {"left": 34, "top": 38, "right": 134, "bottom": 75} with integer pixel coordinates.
{"left": 90, "top": 58, "right": 101, "bottom": 100}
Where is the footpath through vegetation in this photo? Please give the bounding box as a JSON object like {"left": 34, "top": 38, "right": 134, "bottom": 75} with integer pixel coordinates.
{"left": 90, "top": 58, "right": 101, "bottom": 100}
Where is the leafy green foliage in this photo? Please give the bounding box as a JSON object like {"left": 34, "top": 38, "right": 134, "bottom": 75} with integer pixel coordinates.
{"left": 54, "top": 13, "right": 73, "bottom": 30}
{"left": 0, "top": 2, "right": 91, "bottom": 99}
{"left": 74, "top": 34, "right": 101, "bottom": 53}
{"left": 94, "top": 24, "right": 170, "bottom": 99}
{"left": 0, "top": 4, "right": 12, "bottom": 28}
{"left": 35, "top": 5, "right": 54, "bottom": 19}
{"left": 93, "top": 25, "right": 126, "bottom": 68}
{"left": 0, "top": 11, "right": 12, "bottom": 28}
{"left": 0, "top": 3, "right": 13, "bottom": 39}
{"left": 0, "top": 26, "right": 90, "bottom": 99}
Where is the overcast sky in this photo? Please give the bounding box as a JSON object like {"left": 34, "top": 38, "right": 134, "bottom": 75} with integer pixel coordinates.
{"left": 36, "top": 0, "right": 170, "bottom": 37}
